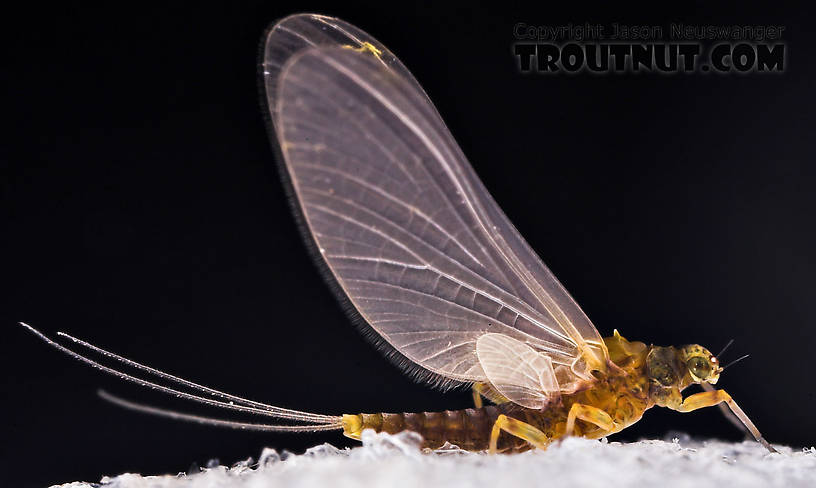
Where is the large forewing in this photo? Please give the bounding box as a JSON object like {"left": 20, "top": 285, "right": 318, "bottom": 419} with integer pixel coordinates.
{"left": 262, "top": 14, "right": 422, "bottom": 128}
{"left": 270, "top": 41, "right": 606, "bottom": 386}
{"left": 263, "top": 15, "right": 607, "bottom": 376}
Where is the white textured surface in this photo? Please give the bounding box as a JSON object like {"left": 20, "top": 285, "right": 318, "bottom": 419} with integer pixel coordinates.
{"left": 54, "top": 431, "right": 815, "bottom": 488}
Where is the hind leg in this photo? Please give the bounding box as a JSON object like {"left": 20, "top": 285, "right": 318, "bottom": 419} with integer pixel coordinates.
{"left": 472, "top": 384, "right": 484, "bottom": 408}
{"left": 472, "top": 383, "right": 509, "bottom": 408}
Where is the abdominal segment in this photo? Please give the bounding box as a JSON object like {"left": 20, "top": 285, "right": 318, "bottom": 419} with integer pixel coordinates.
{"left": 343, "top": 404, "right": 563, "bottom": 452}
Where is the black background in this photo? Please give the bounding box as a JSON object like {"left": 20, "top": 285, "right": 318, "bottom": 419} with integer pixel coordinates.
{"left": 3, "top": 2, "right": 814, "bottom": 487}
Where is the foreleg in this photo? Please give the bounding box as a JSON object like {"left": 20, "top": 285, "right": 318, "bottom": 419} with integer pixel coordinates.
{"left": 701, "top": 383, "right": 752, "bottom": 439}
{"left": 674, "top": 389, "right": 776, "bottom": 453}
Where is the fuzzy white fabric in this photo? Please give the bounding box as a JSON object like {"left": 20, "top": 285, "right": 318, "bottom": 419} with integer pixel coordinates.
{"left": 54, "top": 431, "right": 815, "bottom": 488}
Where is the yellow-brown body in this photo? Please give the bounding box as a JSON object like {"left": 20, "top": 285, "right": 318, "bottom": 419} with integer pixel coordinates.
{"left": 20, "top": 322, "right": 775, "bottom": 454}
{"left": 343, "top": 332, "right": 656, "bottom": 452}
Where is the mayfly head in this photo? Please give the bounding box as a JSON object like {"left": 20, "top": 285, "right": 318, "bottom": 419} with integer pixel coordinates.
{"left": 678, "top": 344, "right": 723, "bottom": 385}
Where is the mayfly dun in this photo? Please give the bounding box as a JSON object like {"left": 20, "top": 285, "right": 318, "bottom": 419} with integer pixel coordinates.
{"left": 22, "top": 13, "right": 776, "bottom": 454}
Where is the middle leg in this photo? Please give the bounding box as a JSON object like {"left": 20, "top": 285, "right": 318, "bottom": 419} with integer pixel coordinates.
{"left": 565, "top": 403, "right": 615, "bottom": 437}
{"left": 489, "top": 414, "right": 549, "bottom": 453}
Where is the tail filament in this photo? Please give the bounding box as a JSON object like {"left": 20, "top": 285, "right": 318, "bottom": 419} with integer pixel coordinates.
{"left": 19, "top": 323, "right": 343, "bottom": 432}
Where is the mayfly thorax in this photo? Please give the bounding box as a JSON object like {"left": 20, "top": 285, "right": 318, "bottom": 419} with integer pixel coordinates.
{"left": 22, "top": 13, "right": 776, "bottom": 454}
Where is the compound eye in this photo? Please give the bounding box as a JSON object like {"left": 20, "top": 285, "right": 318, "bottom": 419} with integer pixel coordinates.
{"left": 687, "top": 356, "right": 712, "bottom": 379}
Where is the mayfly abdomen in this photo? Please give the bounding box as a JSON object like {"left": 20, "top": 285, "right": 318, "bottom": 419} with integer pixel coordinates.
{"left": 342, "top": 405, "right": 535, "bottom": 452}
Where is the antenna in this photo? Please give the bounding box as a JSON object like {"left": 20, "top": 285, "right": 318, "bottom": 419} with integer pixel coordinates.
{"left": 721, "top": 353, "right": 750, "bottom": 371}
{"left": 716, "top": 338, "right": 735, "bottom": 359}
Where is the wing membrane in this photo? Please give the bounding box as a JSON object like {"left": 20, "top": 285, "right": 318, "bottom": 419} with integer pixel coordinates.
{"left": 262, "top": 14, "right": 607, "bottom": 391}
{"left": 262, "top": 14, "right": 422, "bottom": 127}
{"left": 476, "top": 333, "right": 559, "bottom": 409}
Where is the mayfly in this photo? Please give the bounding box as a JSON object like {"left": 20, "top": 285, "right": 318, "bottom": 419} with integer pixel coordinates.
{"left": 22, "top": 13, "right": 776, "bottom": 454}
